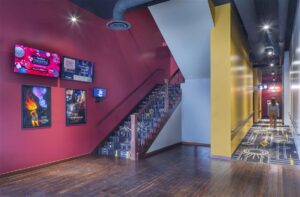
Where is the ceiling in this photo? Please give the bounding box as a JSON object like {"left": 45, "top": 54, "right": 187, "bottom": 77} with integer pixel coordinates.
{"left": 71, "top": 0, "right": 213, "bottom": 79}
{"left": 213, "top": 0, "right": 298, "bottom": 69}
{"left": 71, "top": 0, "right": 298, "bottom": 81}
{"left": 70, "top": 0, "right": 169, "bottom": 19}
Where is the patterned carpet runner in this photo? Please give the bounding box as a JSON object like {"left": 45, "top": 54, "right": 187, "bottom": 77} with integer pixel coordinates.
{"left": 232, "top": 119, "right": 300, "bottom": 166}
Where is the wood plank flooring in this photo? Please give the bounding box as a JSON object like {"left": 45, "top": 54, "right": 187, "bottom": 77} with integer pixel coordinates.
{"left": 1, "top": 145, "right": 300, "bottom": 197}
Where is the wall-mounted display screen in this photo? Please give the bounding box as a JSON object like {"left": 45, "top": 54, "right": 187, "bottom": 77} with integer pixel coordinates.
{"left": 61, "top": 57, "right": 94, "bottom": 83}
{"left": 14, "top": 44, "right": 61, "bottom": 78}
{"left": 22, "top": 85, "right": 51, "bottom": 128}
{"left": 66, "top": 89, "right": 87, "bottom": 125}
{"left": 93, "top": 88, "right": 106, "bottom": 98}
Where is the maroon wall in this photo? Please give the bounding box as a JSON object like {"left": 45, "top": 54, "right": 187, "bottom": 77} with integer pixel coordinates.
{"left": 261, "top": 74, "right": 283, "bottom": 118}
{"left": 0, "top": 0, "right": 171, "bottom": 175}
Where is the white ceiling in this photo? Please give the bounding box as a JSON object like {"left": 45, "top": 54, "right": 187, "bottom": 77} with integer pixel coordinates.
{"left": 149, "top": 0, "right": 213, "bottom": 79}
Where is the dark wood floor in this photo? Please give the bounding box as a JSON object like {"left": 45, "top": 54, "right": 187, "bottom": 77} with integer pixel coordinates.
{"left": 1, "top": 145, "right": 300, "bottom": 197}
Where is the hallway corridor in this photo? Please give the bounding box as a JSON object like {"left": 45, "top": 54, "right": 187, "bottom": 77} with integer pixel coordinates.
{"left": 232, "top": 120, "right": 300, "bottom": 166}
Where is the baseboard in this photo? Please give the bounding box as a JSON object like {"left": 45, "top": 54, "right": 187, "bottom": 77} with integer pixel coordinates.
{"left": 144, "top": 142, "right": 182, "bottom": 158}
{"left": 145, "top": 141, "right": 211, "bottom": 158}
{"left": 181, "top": 141, "right": 211, "bottom": 147}
{"left": 0, "top": 153, "right": 89, "bottom": 178}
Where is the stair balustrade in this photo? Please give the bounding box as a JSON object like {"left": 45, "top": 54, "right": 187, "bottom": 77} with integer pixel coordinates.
{"left": 98, "top": 75, "right": 182, "bottom": 160}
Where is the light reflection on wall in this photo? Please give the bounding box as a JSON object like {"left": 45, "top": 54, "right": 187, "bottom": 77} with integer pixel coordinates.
{"left": 289, "top": 1, "right": 300, "bottom": 133}
{"left": 269, "top": 84, "right": 280, "bottom": 93}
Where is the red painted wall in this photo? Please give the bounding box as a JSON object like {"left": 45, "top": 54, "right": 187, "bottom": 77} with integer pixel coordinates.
{"left": 170, "top": 56, "right": 179, "bottom": 76}
{"left": 261, "top": 75, "right": 283, "bottom": 118}
{"left": 0, "top": 0, "right": 171, "bottom": 175}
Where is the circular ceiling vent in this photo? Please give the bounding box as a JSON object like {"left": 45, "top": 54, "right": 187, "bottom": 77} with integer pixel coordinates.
{"left": 106, "top": 20, "right": 131, "bottom": 30}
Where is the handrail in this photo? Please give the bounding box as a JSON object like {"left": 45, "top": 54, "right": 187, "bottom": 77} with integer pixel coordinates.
{"left": 136, "top": 85, "right": 165, "bottom": 117}
{"left": 169, "top": 69, "right": 184, "bottom": 84}
{"left": 97, "top": 68, "right": 164, "bottom": 126}
{"left": 231, "top": 112, "right": 254, "bottom": 139}
{"left": 130, "top": 69, "right": 182, "bottom": 160}
{"left": 138, "top": 95, "right": 182, "bottom": 158}
{"left": 136, "top": 68, "right": 181, "bottom": 117}
{"left": 170, "top": 68, "right": 181, "bottom": 80}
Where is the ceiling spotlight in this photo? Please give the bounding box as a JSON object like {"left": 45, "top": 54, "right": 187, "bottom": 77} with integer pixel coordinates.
{"left": 273, "top": 78, "right": 276, "bottom": 81}
{"left": 71, "top": 16, "right": 77, "bottom": 22}
{"left": 262, "top": 24, "right": 270, "bottom": 31}
{"left": 265, "top": 46, "right": 274, "bottom": 56}
{"left": 272, "top": 72, "right": 275, "bottom": 75}
{"left": 270, "top": 63, "right": 274, "bottom": 67}
{"left": 69, "top": 15, "right": 78, "bottom": 23}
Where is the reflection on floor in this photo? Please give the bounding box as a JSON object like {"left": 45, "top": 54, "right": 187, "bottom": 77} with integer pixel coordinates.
{"left": 232, "top": 119, "right": 300, "bottom": 166}
{"left": 2, "top": 145, "right": 300, "bottom": 196}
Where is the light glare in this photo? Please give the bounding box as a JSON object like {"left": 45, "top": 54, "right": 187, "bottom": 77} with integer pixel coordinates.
{"left": 263, "top": 24, "right": 270, "bottom": 30}
{"left": 69, "top": 14, "right": 79, "bottom": 23}
{"left": 71, "top": 16, "right": 77, "bottom": 22}
{"left": 291, "top": 84, "right": 300, "bottom": 89}
{"left": 292, "top": 60, "right": 300, "bottom": 66}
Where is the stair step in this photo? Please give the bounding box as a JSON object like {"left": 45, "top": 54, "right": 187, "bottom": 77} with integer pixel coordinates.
{"left": 98, "top": 84, "right": 181, "bottom": 159}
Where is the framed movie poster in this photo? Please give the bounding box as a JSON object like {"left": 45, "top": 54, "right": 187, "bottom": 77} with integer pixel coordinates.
{"left": 22, "top": 85, "right": 51, "bottom": 128}
{"left": 65, "top": 89, "right": 87, "bottom": 125}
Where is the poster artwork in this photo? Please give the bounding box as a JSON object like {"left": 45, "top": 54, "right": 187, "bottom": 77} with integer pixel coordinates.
{"left": 66, "top": 89, "right": 87, "bottom": 125}
{"left": 22, "top": 85, "right": 51, "bottom": 128}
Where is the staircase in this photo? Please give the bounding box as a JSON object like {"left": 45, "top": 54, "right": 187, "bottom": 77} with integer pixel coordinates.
{"left": 98, "top": 83, "right": 181, "bottom": 159}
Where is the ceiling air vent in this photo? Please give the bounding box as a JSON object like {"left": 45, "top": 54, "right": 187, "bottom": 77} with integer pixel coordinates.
{"left": 106, "top": 20, "right": 131, "bottom": 30}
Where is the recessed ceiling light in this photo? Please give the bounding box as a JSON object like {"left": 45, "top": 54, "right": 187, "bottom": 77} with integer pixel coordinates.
{"left": 71, "top": 17, "right": 77, "bottom": 22}
{"left": 265, "top": 46, "right": 274, "bottom": 56}
{"left": 272, "top": 72, "right": 275, "bottom": 75}
{"left": 69, "top": 15, "right": 78, "bottom": 23}
{"left": 270, "top": 63, "right": 274, "bottom": 67}
{"left": 263, "top": 24, "right": 270, "bottom": 30}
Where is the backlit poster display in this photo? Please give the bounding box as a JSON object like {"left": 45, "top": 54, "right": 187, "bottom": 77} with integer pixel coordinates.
{"left": 22, "top": 85, "right": 51, "bottom": 128}
{"left": 14, "top": 44, "right": 61, "bottom": 78}
{"left": 61, "top": 57, "right": 94, "bottom": 83}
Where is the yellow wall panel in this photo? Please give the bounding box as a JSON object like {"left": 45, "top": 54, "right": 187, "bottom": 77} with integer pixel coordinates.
{"left": 254, "top": 69, "right": 262, "bottom": 122}
{"left": 211, "top": 3, "right": 254, "bottom": 157}
{"left": 230, "top": 9, "right": 254, "bottom": 153}
{"left": 211, "top": 4, "right": 232, "bottom": 157}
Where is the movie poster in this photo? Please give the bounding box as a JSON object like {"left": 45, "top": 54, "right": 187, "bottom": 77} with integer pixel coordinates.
{"left": 66, "top": 89, "right": 87, "bottom": 125}
{"left": 22, "top": 85, "right": 51, "bottom": 128}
